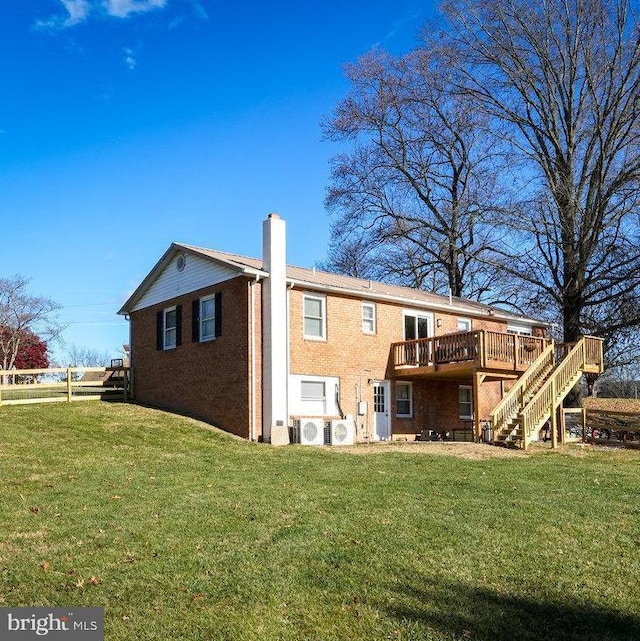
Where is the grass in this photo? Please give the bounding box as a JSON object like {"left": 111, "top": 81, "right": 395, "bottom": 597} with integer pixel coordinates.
{"left": 0, "top": 402, "right": 638, "bottom": 641}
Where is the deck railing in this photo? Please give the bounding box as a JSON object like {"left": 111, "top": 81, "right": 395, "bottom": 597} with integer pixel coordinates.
{"left": 584, "top": 336, "right": 604, "bottom": 368}
{"left": 392, "top": 330, "right": 548, "bottom": 371}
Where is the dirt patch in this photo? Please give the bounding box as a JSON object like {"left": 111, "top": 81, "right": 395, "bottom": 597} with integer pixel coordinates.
{"left": 329, "top": 441, "right": 527, "bottom": 459}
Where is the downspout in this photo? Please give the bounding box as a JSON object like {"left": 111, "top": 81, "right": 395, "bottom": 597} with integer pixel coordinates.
{"left": 287, "top": 281, "right": 294, "bottom": 432}
{"left": 335, "top": 382, "right": 345, "bottom": 419}
{"left": 125, "top": 313, "right": 132, "bottom": 399}
{"left": 250, "top": 275, "right": 260, "bottom": 442}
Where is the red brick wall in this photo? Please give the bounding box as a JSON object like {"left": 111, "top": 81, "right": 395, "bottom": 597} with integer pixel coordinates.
{"left": 392, "top": 378, "right": 503, "bottom": 438}
{"left": 130, "top": 276, "right": 541, "bottom": 443}
{"left": 289, "top": 291, "right": 396, "bottom": 439}
{"left": 130, "top": 276, "right": 254, "bottom": 439}
{"left": 288, "top": 289, "right": 511, "bottom": 440}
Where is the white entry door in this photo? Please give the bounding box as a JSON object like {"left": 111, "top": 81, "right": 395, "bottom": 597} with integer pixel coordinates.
{"left": 373, "top": 381, "right": 390, "bottom": 440}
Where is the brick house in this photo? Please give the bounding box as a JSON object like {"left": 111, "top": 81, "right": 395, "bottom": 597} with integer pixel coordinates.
{"left": 118, "top": 214, "right": 602, "bottom": 447}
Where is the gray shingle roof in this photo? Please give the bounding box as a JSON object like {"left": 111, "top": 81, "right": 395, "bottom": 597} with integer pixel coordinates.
{"left": 177, "top": 243, "right": 544, "bottom": 325}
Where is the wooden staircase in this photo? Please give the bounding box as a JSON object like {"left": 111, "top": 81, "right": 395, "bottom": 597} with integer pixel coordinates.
{"left": 489, "top": 336, "right": 604, "bottom": 449}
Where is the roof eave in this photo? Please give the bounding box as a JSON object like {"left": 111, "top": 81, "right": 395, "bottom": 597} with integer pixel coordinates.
{"left": 118, "top": 243, "right": 178, "bottom": 316}
{"left": 286, "top": 278, "right": 550, "bottom": 327}
{"left": 118, "top": 243, "right": 267, "bottom": 315}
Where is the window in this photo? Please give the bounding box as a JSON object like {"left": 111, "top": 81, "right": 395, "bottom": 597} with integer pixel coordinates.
{"left": 165, "top": 307, "right": 177, "bottom": 349}
{"left": 157, "top": 305, "right": 182, "bottom": 351}
{"left": 457, "top": 318, "right": 472, "bottom": 332}
{"left": 304, "top": 294, "right": 326, "bottom": 339}
{"left": 404, "top": 313, "right": 432, "bottom": 340}
{"left": 192, "top": 293, "right": 222, "bottom": 342}
{"left": 200, "top": 296, "right": 215, "bottom": 341}
{"left": 458, "top": 385, "right": 473, "bottom": 419}
{"left": 507, "top": 323, "right": 533, "bottom": 335}
{"left": 301, "top": 380, "right": 326, "bottom": 401}
{"left": 362, "top": 302, "right": 376, "bottom": 334}
{"left": 374, "top": 383, "right": 386, "bottom": 413}
{"left": 289, "top": 375, "right": 339, "bottom": 417}
{"left": 396, "top": 382, "right": 412, "bottom": 417}
{"left": 301, "top": 380, "right": 326, "bottom": 415}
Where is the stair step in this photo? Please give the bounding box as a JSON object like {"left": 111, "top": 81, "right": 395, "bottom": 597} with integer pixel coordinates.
{"left": 497, "top": 431, "right": 522, "bottom": 441}
{"left": 504, "top": 440, "right": 523, "bottom": 449}
{"left": 490, "top": 339, "right": 593, "bottom": 450}
{"left": 490, "top": 438, "right": 522, "bottom": 449}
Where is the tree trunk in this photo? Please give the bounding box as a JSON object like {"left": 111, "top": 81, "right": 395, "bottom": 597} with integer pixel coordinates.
{"left": 563, "top": 282, "right": 583, "bottom": 407}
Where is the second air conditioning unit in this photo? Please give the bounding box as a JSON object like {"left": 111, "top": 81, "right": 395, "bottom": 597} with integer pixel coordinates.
{"left": 330, "top": 418, "right": 355, "bottom": 446}
{"left": 299, "top": 418, "right": 325, "bottom": 446}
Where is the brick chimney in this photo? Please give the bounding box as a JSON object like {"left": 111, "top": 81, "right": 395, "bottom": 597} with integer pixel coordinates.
{"left": 262, "top": 213, "right": 289, "bottom": 444}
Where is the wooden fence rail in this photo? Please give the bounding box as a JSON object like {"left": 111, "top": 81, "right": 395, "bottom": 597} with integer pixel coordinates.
{"left": 0, "top": 366, "right": 130, "bottom": 406}
{"left": 586, "top": 409, "right": 640, "bottom": 443}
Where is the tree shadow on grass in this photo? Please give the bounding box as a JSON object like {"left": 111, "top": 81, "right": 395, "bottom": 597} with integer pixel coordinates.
{"left": 385, "top": 574, "right": 640, "bottom": 641}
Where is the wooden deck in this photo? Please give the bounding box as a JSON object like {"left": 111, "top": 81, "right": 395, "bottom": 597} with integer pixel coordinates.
{"left": 392, "top": 332, "right": 604, "bottom": 447}
{"left": 392, "top": 330, "right": 551, "bottom": 379}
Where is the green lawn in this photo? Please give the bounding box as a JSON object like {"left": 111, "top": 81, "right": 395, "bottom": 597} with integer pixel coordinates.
{"left": 0, "top": 402, "right": 638, "bottom": 641}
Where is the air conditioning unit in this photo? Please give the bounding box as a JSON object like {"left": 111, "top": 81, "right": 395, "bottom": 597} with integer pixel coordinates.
{"left": 330, "top": 418, "right": 355, "bottom": 446}
{"left": 299, "top": 418, "right": 325, "bottom": 446}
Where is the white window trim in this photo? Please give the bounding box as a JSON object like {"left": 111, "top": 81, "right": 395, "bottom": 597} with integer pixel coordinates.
{"left": 200, "top": 295, "right": 216, "bottom": 342}
{"left": 507, "top": 323, "right": 533, "bottom": 335}
{"left": 362, "top": 302, "right": 376, "bottom": 334}
{"left": 402, "top": 310, "right": 434, "bottom": 340}
{"left": 396, "top": 381, "right": 413, "bottom": 418}
{"left": 458, "top": 385, "right": 474, "bottom": 420}
{"left": 289, "top": 374, "right": 339, "bottom": 417}
{"left": 303, "top": 293, "right": 327, "bottom": 341}
{"left": 457, "top": 318, "right": 472, "bottom": 332}
{"left": 301, "top": 380, "right": 326, "bottom": 401}
{"left": 163, "top": 306, "right": 177, "bottom": 350}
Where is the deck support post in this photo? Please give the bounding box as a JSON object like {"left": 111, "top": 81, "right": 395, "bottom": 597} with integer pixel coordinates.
{"left": 550, "top": 377, "right": 558, "bottom": 449}
{"left": 473, "top": 372, "right": 485, "bottom": 442}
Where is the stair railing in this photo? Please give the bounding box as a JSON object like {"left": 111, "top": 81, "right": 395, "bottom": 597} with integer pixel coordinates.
{"left": 489, "top": 341, "right": 555, "bottom": 440}
{"left": 519, "top": 337, "right": 588, "bottom": 448}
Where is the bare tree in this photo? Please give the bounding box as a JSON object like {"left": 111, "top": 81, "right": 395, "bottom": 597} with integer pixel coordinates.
{"left": 63, "top": 343, "right": 112, "bottom": 368}
{"left": 0, "top": 275, "right": 63, "bottom": 373}
{"left": 323, "top": 46, "right": 505, "bottom": 300}
{"left": 442, "top": 0, "right": 640, "bottom": 344}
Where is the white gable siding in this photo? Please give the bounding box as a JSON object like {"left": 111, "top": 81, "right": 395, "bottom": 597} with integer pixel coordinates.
{"left": 132, "top": 254, "right": 238, "bottom": 311}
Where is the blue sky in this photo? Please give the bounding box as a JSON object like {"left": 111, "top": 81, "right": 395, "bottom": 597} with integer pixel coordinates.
{"left": 0, "top": 0, "right": 431, "bottom": 363}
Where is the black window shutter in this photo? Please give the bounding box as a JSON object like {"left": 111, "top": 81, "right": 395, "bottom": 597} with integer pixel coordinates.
{"left": 156, "top": 311, "right": 164, "bottom": 350}
{"left": 192, "top": 299, "right": 200, "bottom": 342}
{"left": 215, "top": 292, "right": 222, "bottom": 337}
{"left": 176, "top": 304, "right": 183, "bottom": 346}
